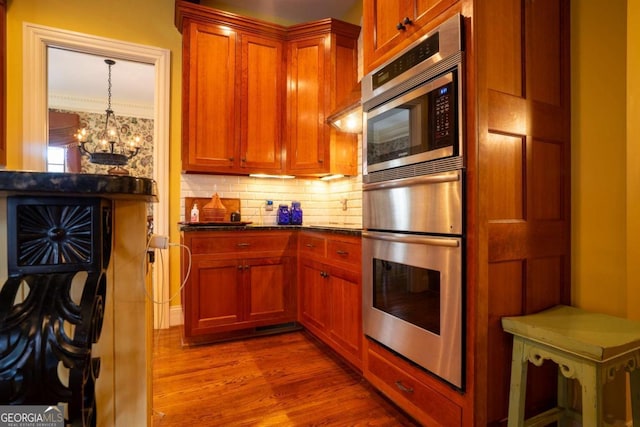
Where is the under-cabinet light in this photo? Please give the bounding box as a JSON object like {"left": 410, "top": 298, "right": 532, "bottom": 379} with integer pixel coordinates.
{"left": 249, "top": 173, "right": 295, "bottom": 179}
{"left": 327, "top": 104, "right": 362, "bottom": 134}
{"left": 319, "top": 174, "right": 344, "bottom": 181}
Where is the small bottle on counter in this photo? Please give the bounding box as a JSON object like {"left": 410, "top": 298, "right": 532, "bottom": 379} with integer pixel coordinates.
{"left": 277, "top": 204, "right": 290, "bottom": 225}
{"left": 290, "top": 201, "right": 303, "bottom": 225}
{"left": 190, "top": 203, "right": 200, "bottom": 223}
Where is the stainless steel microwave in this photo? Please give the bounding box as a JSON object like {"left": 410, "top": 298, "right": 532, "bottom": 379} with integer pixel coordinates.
{"left": 362, "top": 13, "right": 464, "bottom": 182}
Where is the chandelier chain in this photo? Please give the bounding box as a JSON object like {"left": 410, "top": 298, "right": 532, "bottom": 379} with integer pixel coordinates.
{"left": 107, "top": 61, "right": 112, "bottom": 111}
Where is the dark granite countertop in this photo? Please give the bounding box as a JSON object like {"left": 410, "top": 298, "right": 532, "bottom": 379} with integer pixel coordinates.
{"left": 0, "top": 171, "right": 157, "bottom": 201}
{"left": 179, "top": 223, "right": 362, "bottom": 236}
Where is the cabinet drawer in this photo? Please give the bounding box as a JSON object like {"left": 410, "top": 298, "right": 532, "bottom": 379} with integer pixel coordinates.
{"left": 327, "top": 239, "right": 361, "bottom": 266}
{"left": 189, "top": 234, "right": 293, "bottom": 255}
{"left": 298, "top": 234, "right": 326, "bottom": 257}
{"left": 367, "top": 348, "right": 461, "bottom": 426}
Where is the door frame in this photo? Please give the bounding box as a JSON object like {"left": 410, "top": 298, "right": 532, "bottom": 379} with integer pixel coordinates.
{"left": 22, "top": 22, "right": 171, "bottom": 328}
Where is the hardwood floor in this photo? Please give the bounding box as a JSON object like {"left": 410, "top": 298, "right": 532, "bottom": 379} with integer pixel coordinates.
{"left": 152, "top": 327, "right": 420, "bottom": 426}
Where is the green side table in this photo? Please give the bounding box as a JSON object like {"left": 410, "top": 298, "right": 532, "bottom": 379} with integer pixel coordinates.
{"left": 502, "top": 305, "right": 640, "bottom": 427}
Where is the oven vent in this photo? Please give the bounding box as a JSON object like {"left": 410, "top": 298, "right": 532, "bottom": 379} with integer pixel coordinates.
{"left": 363, "top": 51, "right": 462, "bottom": 112}
{"left": 364, "top": 156, "right": 463, "bottom": 184}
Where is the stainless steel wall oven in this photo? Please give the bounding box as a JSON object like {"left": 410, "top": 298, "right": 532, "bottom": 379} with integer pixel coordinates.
{"left": 362, "top": 14, "right": 465, "bottom": 389}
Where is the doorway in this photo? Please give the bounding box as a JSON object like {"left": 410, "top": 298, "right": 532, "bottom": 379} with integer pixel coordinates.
{"left": 22, "top": 23, "right": 171, "bottom": 329}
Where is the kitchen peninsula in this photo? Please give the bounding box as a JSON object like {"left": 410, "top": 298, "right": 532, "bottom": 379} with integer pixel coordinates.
{"left": 0, "top": 171, "right": 156, "bottom": 426}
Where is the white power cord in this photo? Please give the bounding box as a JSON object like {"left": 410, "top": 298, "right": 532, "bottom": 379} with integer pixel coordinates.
{"left": 144, "top": 234, "right": 192, "bottom": 305}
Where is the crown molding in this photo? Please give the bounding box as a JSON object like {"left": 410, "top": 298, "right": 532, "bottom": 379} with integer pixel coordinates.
{"left": 48, "top": 93, "right": 154, "bottom": 119}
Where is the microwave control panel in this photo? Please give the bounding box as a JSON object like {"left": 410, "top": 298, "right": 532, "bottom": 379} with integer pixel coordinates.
{"left": 429, "top": 77, "right": 456, "bottom": 149}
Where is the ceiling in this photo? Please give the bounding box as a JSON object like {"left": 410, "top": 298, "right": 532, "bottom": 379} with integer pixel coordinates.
{"left": 202, "top": 0, "right": 361, "bottom": 25}
{"left": 48, "top": 47, "right": 155, "bottom": 117}
{"left": 47, "top": 0, "right": 361, "bottom": 118}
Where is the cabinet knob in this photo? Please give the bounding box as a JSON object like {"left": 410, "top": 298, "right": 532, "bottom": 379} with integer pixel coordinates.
{"left": 396, "top": 17, "right": 413, "bottom": 31}
{"left": 241, "top": 157, "right": 246, "bottom": 162}
{"left": 229, "top": 157, "right": 234, "bottom": 161}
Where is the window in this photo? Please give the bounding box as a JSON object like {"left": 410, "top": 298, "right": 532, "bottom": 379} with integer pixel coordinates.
{"left": 47, "top": 146, "right": 65, "bottom": 172}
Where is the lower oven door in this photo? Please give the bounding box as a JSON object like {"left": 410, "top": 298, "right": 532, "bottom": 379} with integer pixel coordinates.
{"left": 362, "top": 230, "right": 463, "bottom": 388}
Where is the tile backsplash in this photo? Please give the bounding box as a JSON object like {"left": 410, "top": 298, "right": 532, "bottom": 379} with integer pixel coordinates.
{"left": 180, "top": 173, "right": 362, "bottom": 226}
{"left": 181, "top": 136, "right": 363, "bottom": 226}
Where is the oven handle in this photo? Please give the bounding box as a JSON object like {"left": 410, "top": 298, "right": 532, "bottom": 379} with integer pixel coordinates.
{"left": 362, "top": 231, "right": 460, "bottom": 248}
{"left": 362, "top": 170, "right": 460, "bottom": 191}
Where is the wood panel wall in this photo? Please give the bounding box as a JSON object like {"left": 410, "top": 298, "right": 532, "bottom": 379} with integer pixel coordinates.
{"left": 474, "top": 0, "right": 571, "bottom": 424}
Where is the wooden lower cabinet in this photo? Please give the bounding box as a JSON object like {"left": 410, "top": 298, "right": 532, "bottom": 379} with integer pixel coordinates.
{"left": 364, "top": 339, "right": 465, "bottom": 426}
{"left": 298, "top": 231, "right": 362, "bottom": 370}
{"left": 181, "top": 230, "right": 297, "bottom": 341}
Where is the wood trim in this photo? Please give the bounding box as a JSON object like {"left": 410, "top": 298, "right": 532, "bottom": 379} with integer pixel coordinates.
{"left": 0, "top": 0, "right": 5, "bottom": 167}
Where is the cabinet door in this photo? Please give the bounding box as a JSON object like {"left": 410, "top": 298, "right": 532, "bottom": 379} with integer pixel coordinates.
{"left": 245, "top": 256, "right": 295, "bottom": 322}
{"left": 286, "top": 36, "right": 328, "bottom": 174}
{"left": 363, "top": 0, "right": 459, "bottom": 73}
{"left": 327, "top": 265, "right": 362, "bottom": 361}
{"left": 186, "top": 257, "right": 242, "bottom": 335}
{"left": 299, "top": 259, "right": 330, "bottom": 331}
{"left": 239, "top": 34, "right": 284, "bottom": 172}
{"left": 182, "top": 21, "right": 238, "bottom": 172}
{"left": 412, "top": 0, "right": 459, "bottom": 35}
{"left": 364, "top": 0, "right": 412, "bottom": 66}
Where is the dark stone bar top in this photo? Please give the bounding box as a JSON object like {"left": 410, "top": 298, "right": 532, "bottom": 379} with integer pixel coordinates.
{"left": 0, "top": 170, "right": 157, "bottom": 201}
{"left": 180, "top": 223, "right": 362, "bottom": 237}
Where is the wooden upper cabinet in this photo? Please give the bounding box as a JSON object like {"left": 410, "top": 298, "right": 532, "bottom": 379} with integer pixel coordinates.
{"left": 178, "top": 3, "right": 287, "bottom": 174}
{"left": 182, "top": 20, "right": 237, "bottom": 173}
{"left": 286, "top": 21, "right": 360, "bottom": 176}
{"left": 286, "top": 35, "right": 327, "bottom": 174}
{"left": 176, "top": 1, "right": 359, "bottom": 176}
{"left": 362, "top": 0, "right": 459, "bottom": 73}
{"left": 239, "top": 34, "right": 284, "bottom": 172}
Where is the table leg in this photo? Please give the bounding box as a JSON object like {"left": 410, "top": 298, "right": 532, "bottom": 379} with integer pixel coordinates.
{"left": 557, "top": 368, "right": 569, "bottom": 426}
{"left": 507, "top": 337, "right": 528, "bottom": 427}
{"left": 580, "top": 363, "right": 603, "bottom": 427}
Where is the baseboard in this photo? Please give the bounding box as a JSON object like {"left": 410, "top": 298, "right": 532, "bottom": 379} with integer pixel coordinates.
{"left": 170, "top": 305, "right": 183, "bottom": 326}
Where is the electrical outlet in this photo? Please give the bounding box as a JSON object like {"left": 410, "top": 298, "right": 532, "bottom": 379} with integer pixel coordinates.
{"left": 149, "top": 234, "right": 169, "bottom": 249}
{"left": 265, "top": 200, "right": 274, "bottom": 211}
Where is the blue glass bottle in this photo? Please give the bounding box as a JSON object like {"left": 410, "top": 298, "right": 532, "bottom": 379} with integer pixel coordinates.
{"left": 291, "top": 201, "right": 303, "bottom": 225}
{"left": 277, "top": 204, "right": 290, "bottom": 225}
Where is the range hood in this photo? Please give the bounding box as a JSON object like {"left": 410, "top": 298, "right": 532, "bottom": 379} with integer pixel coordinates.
{"left": 326, "top": 81, "right": 362, "bottom": 133}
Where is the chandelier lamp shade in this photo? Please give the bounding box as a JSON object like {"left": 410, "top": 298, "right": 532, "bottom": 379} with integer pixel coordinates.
{"left": 76, "top": 59, "right": 141, "bottom": 173}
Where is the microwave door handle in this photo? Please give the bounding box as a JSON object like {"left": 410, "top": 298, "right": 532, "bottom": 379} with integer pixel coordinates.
{"left": 362, "top": 231, "right": 460, "bottom": 248}
{"left": 362, "top": 170, "right": 460, "bottom": 191}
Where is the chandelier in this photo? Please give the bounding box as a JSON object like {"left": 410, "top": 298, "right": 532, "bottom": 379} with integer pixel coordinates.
{"left": 76, "top": 59, "right": 141, "bottom": 175}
